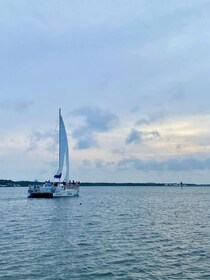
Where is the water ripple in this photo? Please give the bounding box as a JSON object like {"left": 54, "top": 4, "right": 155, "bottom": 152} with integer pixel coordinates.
{"left": 0, "top": 186, "right": 210, "bottom": 279}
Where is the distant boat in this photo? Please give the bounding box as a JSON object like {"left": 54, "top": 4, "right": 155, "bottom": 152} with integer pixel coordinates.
{"left": 28, "top": 109, "right": 79, "bottom": 198}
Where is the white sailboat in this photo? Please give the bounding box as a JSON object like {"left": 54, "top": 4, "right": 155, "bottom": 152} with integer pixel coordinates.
{"left": 28, "top": 109, "right": 79, "bottom": 198}
{"left": 53, "top": 109, "right": 79, "bottom": 197}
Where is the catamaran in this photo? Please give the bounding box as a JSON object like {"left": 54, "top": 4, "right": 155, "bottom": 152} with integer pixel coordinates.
{"left": 28, "top": 109, "right": 80, "bottom": 198}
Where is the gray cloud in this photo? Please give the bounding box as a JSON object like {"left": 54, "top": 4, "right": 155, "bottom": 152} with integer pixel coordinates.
{"left": 168, "top": 83, "right": 186, "bottom": 102}
{"left": 144, "top": 130, "right": 160, "bottom": 140}
{"left": 126, "top": 129, "right": 143, "bottom": 144}
{"left": 0, "top": 98, "right": 34, "bottom": 113}
{"left": 96, "top": 72, "right": 112, "bottom": 91}
{"left": 81, "top": 158, "right": 114, "bottom": 170}
{"left": 82, "top": 159, "right": 92, "bottom": 167}
{"left": 73, "top": 130, "right": 97, "bottom": 150}
{"left": 126, "top": 129, "right": 160, "bottom": 144}
{"left": 176, "top": 144, "right": 182, "bottom": 151}
{"left": 112, "top": 148, "right": 125, "bottom": 155}
{"left": 72, "top": 107, "right": 119, "bottom": 149}
{"left": 94, "top": 159, "right": 114, "bottom": 169}
{"left": 136, "top": 110, "right": 166, "bottom": 126}
{"left": 28, "top": 130, "right": 56, "bottom": 152}
{"left": 117, "top": 157, "right": 210, "bottom": 172}
{"left": 74, "top": 107, "right": 118, "bottom": 131}
{"left": 95, "top": 159, "right": 105, "bottom": 169}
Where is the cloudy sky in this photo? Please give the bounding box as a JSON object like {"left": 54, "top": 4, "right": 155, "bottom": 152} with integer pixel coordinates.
{"left": 1, "top": 0, "right": 210, "bottom": 183}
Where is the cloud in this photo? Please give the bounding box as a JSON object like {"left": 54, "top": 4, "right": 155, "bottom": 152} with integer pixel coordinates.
{"left": 96, "top": 72, "right": 112, "bottom": 91}
{"left": 95, "top": 159, "right": 105, "bottom": 169}
{"left": 0, "top": 98, "right": 34, "bottom": 113}
{"left": 81, "top": 158, "right": 114, "bottom": 170}
{"left": 27, "top": 130, "right": 56, "bottom": 152}
{"left": 144, "top": 130, "right": 160, "bottom": 140}
{"left": 112, "top": 148, "right": 125, "bottom": 155}
{"left": 118, "top": 158, "right": 161, "bottom": 171}
{"left": 126, "top": 129, "right": 160, "bottom": 144}
{"left": 94, "top": 159, "right": 114, "bottom": 169}
{"left": 74, "top": 106, "right": 119, "bottom": 131}
{"left": 71, "top": 107, "right": 119, "bottom": 149}
{"left": 176, "top": 144, "right": 182, "bottom": 151}
{"left": 136, "top": 110, "right": 166, "bottom": 126}
{"left": 126, "top": 129, "right": 143, "bottom": 144}
{"left": 117, "top": 157, "right": 210, "bottom": 172}
{"left": 169, "top": 91, "right": 186, "bottom": 102}
{"left": 82, "top": 159, "right": 92, "bottom": 167}
{"left": 165, "top": 83, "right": 187, "bottom": 104}
{"left": 73, "top": 130, "right": 97, "bottom": 150}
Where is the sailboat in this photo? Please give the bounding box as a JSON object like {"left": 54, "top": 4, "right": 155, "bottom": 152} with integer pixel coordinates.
{"left": 28, "top": 109, "right": 79, "bottom": 198}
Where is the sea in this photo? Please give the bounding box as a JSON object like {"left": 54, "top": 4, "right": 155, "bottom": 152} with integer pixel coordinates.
{"left": 0, "top": 186, "right": 210, "bottom": 280}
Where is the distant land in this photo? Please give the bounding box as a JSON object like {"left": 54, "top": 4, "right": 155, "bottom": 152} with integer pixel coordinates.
{"left": 0, "top": 179, "right": 210, "bottom": 187}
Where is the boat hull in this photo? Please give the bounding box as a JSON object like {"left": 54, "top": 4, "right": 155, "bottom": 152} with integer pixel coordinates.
{"left": 28, "top": 192, "right": 53, "bottom": 198}
{"left": 53, "top": 189, "right": 79, "bottom": 198}
{"left": 28, "top": 183, "right": 79, "bottom": 198}
{"left": 28, "top": 184, "right": 55, "bottom": 198}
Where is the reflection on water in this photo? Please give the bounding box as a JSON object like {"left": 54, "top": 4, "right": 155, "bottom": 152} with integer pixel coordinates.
{"left": 0, "top": 186, "right": 210, "bottom": 279}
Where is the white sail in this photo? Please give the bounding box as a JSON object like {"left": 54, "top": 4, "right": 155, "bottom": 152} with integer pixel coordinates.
{"left": 54, "top": 109, "right": 70, "bottom": 182}
{"left": 64, "top": 140, "right": 70, "bottom": 182}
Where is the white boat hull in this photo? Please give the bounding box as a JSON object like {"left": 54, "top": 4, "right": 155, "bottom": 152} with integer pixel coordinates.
{"left": 28, "top": 183, "right": 79, "bottom": 198}
{"left": 53, "top": 188, "right": 79, "bottom": 197}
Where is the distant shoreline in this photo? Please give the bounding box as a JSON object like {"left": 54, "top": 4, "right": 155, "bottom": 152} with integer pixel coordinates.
{"left": 0, "top": 179, "right": 210, "bottom": 187}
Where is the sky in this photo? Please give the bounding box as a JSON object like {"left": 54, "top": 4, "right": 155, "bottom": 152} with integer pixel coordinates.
{"left": 1, "top": 0, "right": 210, "bottom": 183}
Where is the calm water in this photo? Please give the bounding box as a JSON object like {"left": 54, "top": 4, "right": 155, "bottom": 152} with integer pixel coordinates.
{"left": 0, "top": 186, "right": 210, "bottom": 280}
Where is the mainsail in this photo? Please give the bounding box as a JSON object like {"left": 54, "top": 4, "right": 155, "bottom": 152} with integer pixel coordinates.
{"left": 54, "top": 109, "right": 70, "bottom": 182}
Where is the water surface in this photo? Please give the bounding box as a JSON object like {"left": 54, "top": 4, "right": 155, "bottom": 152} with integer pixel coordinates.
{"left": 0, "top": 186, "right": 210, "bottom": 279}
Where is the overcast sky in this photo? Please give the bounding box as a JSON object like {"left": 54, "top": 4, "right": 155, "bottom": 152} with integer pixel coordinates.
{"left": 1, "top": 0, "right": 210, "bottom": 183}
